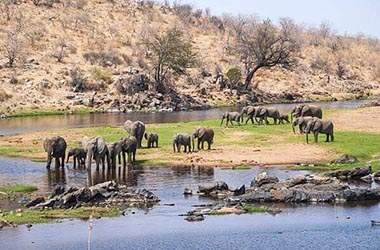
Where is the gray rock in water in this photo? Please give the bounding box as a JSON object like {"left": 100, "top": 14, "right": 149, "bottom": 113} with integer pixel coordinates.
{"left": 25, "top": 197, "right": 45, "bottom": 208}
{"left": 199, "top": 181, "right": 228, "bottom": 194}
{"left": 185, "top": 214, "right": 204, "bottom": 222}
{"left": 328, "top": 166, "right": 372, "bottom": 180}
{"left": 251, "top": 172, "right": 279, "bottom": 187}
{"left": 50, "top": 185, "right": 65, "bottom": 198}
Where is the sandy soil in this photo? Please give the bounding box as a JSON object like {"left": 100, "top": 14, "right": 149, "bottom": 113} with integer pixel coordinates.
{"left": 331, "top": 107, "right": 380, "bottom": 133}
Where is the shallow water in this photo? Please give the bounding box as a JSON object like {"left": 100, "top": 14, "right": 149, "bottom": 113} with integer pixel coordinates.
{"left": 1, "top": 157, "right": 380, "bottom": 249}
{"left": 0, "top": 100, "right": 370, "bottom": 136}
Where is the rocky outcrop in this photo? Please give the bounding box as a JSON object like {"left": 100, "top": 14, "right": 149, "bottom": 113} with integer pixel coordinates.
{"left": 327, "top": 166, "right": 372, "bottom": 180}
{"left": 250, "top": 172, "right": 279, "bottom": 187}
{"left": 29, "top": 181, "right": 160, "bottom": 210}
{"left": 333, "top": 155, "right": 359, "bottom": 164}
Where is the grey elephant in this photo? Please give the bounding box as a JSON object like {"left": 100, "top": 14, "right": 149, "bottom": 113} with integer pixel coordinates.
{"left": 254, "top": 106, "right": 281, "bottom": 125}
{"left": 108, "top": 141, "right": 123, "bottom": 169}
{"left": 66, "top": 147, "right": 86, "bottom": 169}
{"left": 120, "top": 136, "right": 138, "bottom": 164}
{"left": 292, "top": 116, "right": 313, "bottom": 134}
{"left": 305, "top": 117, "right": 334, "bottom": 144}
{"left": 83, "top": 136, "right": 110, "bottom": 170}
{"left": 221, "top": 112, "right": 241, "bottom": 126}
{"left": 279, "top": 113, "right": 290, "bottom": 124}
{"left": 192, "top": 126, "right": 214, "bottom": 151}
{"left": 173, "top": 133, "right": 192, "bottom": 153}
{"left": 124, "top": 120, "right": 146, "bottom": 148}
{"left": 144, "top": 133, "right": 159, "bottom": 148}
{"left": 240, "top": 106, "right": 257, "bottom": 124}
{"left": 44, "top": 136, "right": 67, "bottom": 169}
{"left": 291, "top": 104, "right": 322, "bottom": 121}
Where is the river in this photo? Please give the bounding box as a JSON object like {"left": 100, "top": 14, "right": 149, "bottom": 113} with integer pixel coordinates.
{"left": 0, "top": 100, "right": 370, "bottom": 135}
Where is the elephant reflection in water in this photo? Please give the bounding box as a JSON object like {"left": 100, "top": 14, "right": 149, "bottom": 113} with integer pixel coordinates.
{"left": 87, "top": 166, "right": 140, "bottom": 187}
{"left": 46, "top": 167, "right": 67, "bottom": 190}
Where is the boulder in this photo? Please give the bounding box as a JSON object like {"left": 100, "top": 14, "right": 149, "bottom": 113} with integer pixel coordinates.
{"left": 251, "top": 172, "right": 279, "bottom": 187}
{"left": 25, "top": 197, "right": 45, "bottom": 208}
{"left": 328, "top": 166, "right": 372, "bottom": 180}
{"left": 199, "top": 181, "right": 228, "bottom": 194}
{"left": 333, "top": 155, "right": 359, "bottom": 164}
{"left": 286, "top": 175, "right": 306, "bottom": 188}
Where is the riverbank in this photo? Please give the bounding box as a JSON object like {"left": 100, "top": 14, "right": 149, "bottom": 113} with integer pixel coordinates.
{"left": 1, "top": 107, "right": 380, "bottom": 170}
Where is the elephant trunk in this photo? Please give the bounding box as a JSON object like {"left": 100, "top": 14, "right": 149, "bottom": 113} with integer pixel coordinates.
{"left": 85, "top": 149, "right": 92, "bottom": 170}
{"left": 66, "top": 154, "right": 70, "bottom": 164}
{"left": 46, "top": 150, "right": 52, "bottom": 168}
{"left": 306, "top": 132, "right": 309, "bottom": 144}
{"left": 292, "top": 122, "right": 296, "bottom": 134}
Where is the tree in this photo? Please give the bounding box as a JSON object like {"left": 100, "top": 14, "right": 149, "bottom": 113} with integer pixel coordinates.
{"left": 145, "top": 28, "right": 196, "bottom": 93}
{"left": 235, "top": 18, "right": 300, "bottom": 89}
{"left": 3, "top": 29, "right": 23, "bottom": 67}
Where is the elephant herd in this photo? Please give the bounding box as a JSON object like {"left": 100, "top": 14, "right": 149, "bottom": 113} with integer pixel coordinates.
{"left": 222, "top": 103, "right": 334, "bottom": 144}
{"left": 43, "top": 120, "right": 216, "bottom": 170}
{"left": 44, "top": 104, "right": 334, "bottom": 170}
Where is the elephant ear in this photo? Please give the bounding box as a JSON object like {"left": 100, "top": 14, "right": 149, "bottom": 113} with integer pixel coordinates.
{"left": 43, "top": 138, "right": 50, "bottom": 152}
{"left": 313, "top": 119, "right": 322, "bottom": 131}
{"left": 198, "top": 127, "right": 206, "bottom": 138}
{"left": 96, "top": 137, "right": 106, "bottom": 154}
{"left": 259, "top": 108, "right": 266, "bottom": 116}
{"left": 123, "top": 120, "right": 133, "bottom": 134}
{"left": 82, "top": 136, "right": 90, "bottom": 152}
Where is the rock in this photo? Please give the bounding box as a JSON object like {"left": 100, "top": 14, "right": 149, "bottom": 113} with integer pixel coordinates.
{"left": 333, "top": 155, "right": 359, "bottom": 164}
{"left": 66, "top": 92, "right": 76, "bottom": 99}
{"left": 287, "top": 175, "right": 306, "bottom": 188}
{"left": 233, "top": 185, "right": 245, "bottom": 196}
{"left": 199, "top": 181, "right": 228, "bottom": 194}
{"left": 185, "top": 214, "right": 204, "bottom": 222}
{"left": 328, "top": 166, "right": 372, "bottom": 180}
{"left": 360, "top": 175, "right": 372, "bottom": 183}
{"left": 184, "top": 188, "right": 193, "bottom": 195}
{"left": 25, "top": 197, "right": 45, "bottom": 208}
{"left": 50, "top": 185, "right": 65, "bottom": 198}
{"left": 251, "top": 172, "right": 279, "bottom": 187}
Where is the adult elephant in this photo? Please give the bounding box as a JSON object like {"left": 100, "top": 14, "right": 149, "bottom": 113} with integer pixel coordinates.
{"left": 173, "top": 133, "right": 192, "bottom": 153}
{"left": 291, "top": 104, "right": 322, "bottom": 122}
{"left": 124, "top": 120, "right": 146, "bottom": 148}
{"left": 254, "top": 106, "right": 281, "bottom": 125}
{"left": 291, "top": 116, "right": 313, "bottom": 134}
{"left": 44, "top": 136, "right": 67, "bottom": 169}
{"left": 305, "top": 118, "right": 334, "bottom": 144}
{"left": 240, "top": 106, "right": 257, "bottom": 125}
{"left": 221, "top": 112, "right": 241, "bottom": 126}
{"left": 192, "top": 126, "right": 214, "bottom": 151}
{"left": 82, "top": 136, "right": 110, "bottom": 170}
{"left": 120, "top": 136, "right": 138, "bottom": 165}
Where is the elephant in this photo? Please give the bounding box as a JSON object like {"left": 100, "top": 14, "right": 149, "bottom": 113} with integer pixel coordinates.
{"left": 144, "top": 133, "right": 159, "bottom": 148}
{"left": 82, "top": 136, "right": 110, "bottom": 170}
{"left": 120, "top": 136, "right": 138, "bottom": 164}
{"left": 279, "top": 113, "right": 290, "bottom": 124}
{"left": 240, "top": 106, "right": 257, "bottom": 124}
{"left": 66, "top": 147, "right": 86, "bottom": 169}
{"left": 254, "top": 106, "right": 281, "bottom": 125}
{"left": 304, "top": 117, "right": 334, "bottom": 144}
{"left": 44, "top": 136, "right": 67, "bottom": 169}
{"left": 291, "top": 104, "right": 323, "bottom": 121}
{"left": 123, "top": 120, "right": 146, "bottom": 149}
{"left": 108, "top": 141, "right": 123, "bottom": 169}
{"left": 292, "top": 116, "right": 313, "bottom": 134}
{"left": 192, "top": 126, "right": 214, "bottom": 151}
{"left": 221, "top": 112, "right": 241, "bottom": 126}
{"left": 173, "top": 133, "right": 192, "bottom": 153}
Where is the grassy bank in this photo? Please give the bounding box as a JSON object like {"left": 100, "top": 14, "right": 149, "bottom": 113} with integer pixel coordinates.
{"left": 3, "top": 107, "right": 100, "bottom": 118}
{"left": 0, "top": 107, "right": 379, "bottom": 170}
{"left": 1, "top": 207, "right": 120, "bottom": 225}
{"left": 0, "top": 185, "right": 37, "bottom": 193}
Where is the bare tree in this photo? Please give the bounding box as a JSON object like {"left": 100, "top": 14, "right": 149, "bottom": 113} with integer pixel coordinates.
{"left": 52, "top": 37, "right": 68, "bottom": 62}
{"left": 145, "top": 28, "right": 196, "bottom": 93}
{"left": 235, "top": 18, "right": 300, "bottom": 89}
{"left": 3, "top": 29, "right": 23, "bottom": 67}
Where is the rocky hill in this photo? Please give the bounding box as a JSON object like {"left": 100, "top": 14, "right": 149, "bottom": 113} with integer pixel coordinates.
{"left": 0, "top": 0, "right": 380, "bottom": 116}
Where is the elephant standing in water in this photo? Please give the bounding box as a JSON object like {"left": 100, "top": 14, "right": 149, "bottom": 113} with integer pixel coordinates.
{"left": 292, "top": 116, "right": 313, "bottom": 134}
{"left": 82, "top": 136, "right": 110, "bottom": 170}
{"left": 173, "top": 133, "right": 192, "bottom": 153}
{"left": 221, "top": 112, "right": 241, "bottom": 126}
{"left": 66, "top": 147, "right": 86, "bottom": 169}
{"left": 291, "top": 104, "right": 322, "bottom": 122}
{"left": 108, "top": 141, "right": 123, "bottom": 169}
{"left": 240, "top": 106, "right": 257, "bottom": 124}
{"left": 44, "top": 136, "right": 67, "bottom": 169}
{"left": 305, "top": 118, "right": 334, "bottom": 144}
{"left": 192, "top": 126, "right": 214, "bottom": 151}
{"left": 254, "top": 106, "right": 281, "bottom": 125}
{"left": 120, "top": 136, "right": 138, "bottom": 164}
{"left": 124, "top": 120, "right": 146, "bottom": 149}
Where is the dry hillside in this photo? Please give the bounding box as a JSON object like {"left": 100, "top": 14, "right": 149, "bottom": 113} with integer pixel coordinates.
{"left": 0, "top": 0, "right": 380, "bottom": 116}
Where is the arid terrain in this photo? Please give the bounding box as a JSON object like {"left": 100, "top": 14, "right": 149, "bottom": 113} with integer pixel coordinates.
{"left": 1, "top": 0, "right": 380, "bottom": 117}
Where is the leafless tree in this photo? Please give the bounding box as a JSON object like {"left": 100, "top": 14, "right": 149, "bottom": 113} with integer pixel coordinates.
{"left": 52, "top": 37, "right": 68, "bottom": 62}
{"left": 235, "top": 18, "right": 301, "bottom": 89}
{"left": 3, "top": 28, "right": 24, "bottom": 67}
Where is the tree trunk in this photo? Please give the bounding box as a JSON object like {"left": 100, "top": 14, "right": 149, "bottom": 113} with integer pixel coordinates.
{"left": 244, "top": 65, "right": 261, "bottom": 90}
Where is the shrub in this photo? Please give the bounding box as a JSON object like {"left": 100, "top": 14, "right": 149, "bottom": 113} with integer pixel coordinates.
{"left": 226, "top": 67, "right": 242, "bottom": 85}
{"left": 83, "top": 50, "right": 122, "bottom": 66}
{"left": 0, "top": 89, "right": 12, "bottom": 102}
{"left": 69, "top": 67, "right": 87, "bottom": 92}
{"left": 91, "top": 68, "right": 112, "bottom": 83}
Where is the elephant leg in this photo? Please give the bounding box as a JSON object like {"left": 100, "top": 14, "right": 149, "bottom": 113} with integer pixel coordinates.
{"left": 274, "top": 118, "right": 277, "bottom": 125}
{"left": 184, "top": 144, "right": 187, "bottom": 153}
{"left": 95, "top": 156, "right": 100, "bottom": 170}
{"left": 299, "top": 125, "right": 303, "bottom": 134}
{"left": 55, "top": 157, "right": 60, "bottom": 168}
{"left": 201, "top": 140, "right": 205, "bottom": 150}
{"left": 207, "top": 141, "right": 211, "bottom": 150}
{"left": 73, "top": 156, "right": 77, "bottom": 169}
{"left": 61, "top": 153, "right": 65, "bottom": 169}
{"left": 326, "top": 134, "right": 330, "bottom": 142}
{"left": 314, "top": 132, "right": 318, "bottom": 143}
{"left": 197, "top": 140, "right": 201, "bottom": 150}
{"left": 122, "top": 152, "right": 126, "bottom": 168}
{"left": 177, "top": 144, "right": 180, "bottom": 153}
{"left": 331, "top": 133, "right": 334, "bottom": 142}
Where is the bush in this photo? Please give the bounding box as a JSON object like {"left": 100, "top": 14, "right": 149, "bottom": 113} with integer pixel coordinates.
{"left": 69, "top": 67, "right": 86, "bottom": 92}
{"left": 91, "top": 68, "right": 112, "bottom": 83}
{"left": 83, "top": 50, "right": 122, "bottom": 66}
{"left": 226, "top": 67, "right": 242, "bottom": 85}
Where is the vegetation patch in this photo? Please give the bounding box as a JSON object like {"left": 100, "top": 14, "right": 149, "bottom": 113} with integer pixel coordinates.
{"left": 243, "top": 204, "right": 268, "bottom": 214}
{"left": 0, "top": 185, "right": 37, "bottom": 193}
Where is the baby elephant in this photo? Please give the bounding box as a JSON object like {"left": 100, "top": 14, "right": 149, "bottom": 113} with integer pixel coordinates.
{"left": 305, "top": 117, "right": 334, "bottom": 144}
{"left": 221, "top": 112, "right": 241, "bottom": 126}
{"left": 66, "top": 148, "right": 86, "bottom": 169}
{"left": 144, "top": 133, "right": 159, "bottom": 148}
{"left": 173, "top": 133, "right": 192, "bottom": 153}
